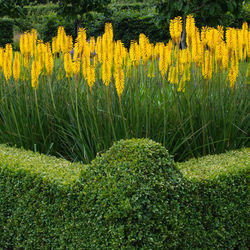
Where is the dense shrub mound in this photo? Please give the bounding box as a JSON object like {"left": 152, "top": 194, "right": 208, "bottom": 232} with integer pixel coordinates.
{"left": 79, "top": 139, "right": 184, "bottom": 248}
{"left": 0, "top": 140, "right": 249, "bottom": 249}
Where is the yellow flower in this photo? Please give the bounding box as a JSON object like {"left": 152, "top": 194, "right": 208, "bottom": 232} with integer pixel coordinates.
{"left": 52, "top": 37, "right": 59, "bottom": 55}
{"left": 115, "top": 65, "right": 124, "bottom": 98}
{"left": 0, "top": 47, "right": 4, "bottom": 70}
{"left": 13, "top": 52, "right": 21, "bottom": 82}
{"left": 3, "top": 56, "right": 12, "bottom": 81}
{"left": 31, "top": 60, "right": 41, "bottom": 89}
{"left": 202, "top": 50, "right": 212, "bottom": 80}
{"left": 45, "top": 50, "right": 54, "bottom": 76}
{"left": 64, "top": 52, "right": 73, "bottom": 78}
{"left": 170, "top": 16, "right": 182, "bottom": 44}
{"left": 159, "top": 43, "right": 168, "bottom": 79}
{"left": 87, "top": 65, "right": 95, "bottom": 91}
{"left": 102, "top": 61, "right": 111, "bottom": 86}
{"left": 186, "top": 14, "right": 195, "bottom": 47}
{"left": 73, "top": 59, "right": 81, "bottom": 76}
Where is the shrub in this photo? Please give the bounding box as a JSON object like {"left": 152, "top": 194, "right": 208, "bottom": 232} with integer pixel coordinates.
{"left": 0, "top": 18, "right": 14, "bottom": 47}
{"left": 78, "top": 139, "right": 183, "bottom": 248}
{"left": 177, "top": 148, "right": 250, "bottom": 248}
{"left": 86, "top": 11, "right": 169, "bottom": 47}
{"left": 0, "top": 139, "right": 249, "bottom": 248}
{"left": 15, "top": 4, "right": 61, "bottom": 39}
{"left": 39, "top": 13, "right": 75, "bottom": 42}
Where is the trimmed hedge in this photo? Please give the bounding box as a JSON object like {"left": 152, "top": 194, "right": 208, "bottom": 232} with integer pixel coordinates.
{"left": 0, "top": 139, "right": 249, "bottom": 248}
{"left": 0, "top": 18, "right": 14, "bottom": 47}
{"left": 177, "top": 149, "right": 250, "bottom": 248}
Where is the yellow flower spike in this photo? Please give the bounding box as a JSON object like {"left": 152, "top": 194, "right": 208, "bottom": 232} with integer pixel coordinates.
{"left": 174, "top": 16, "right": 182, "bottom": 45}
{"left": 95, "top": 36, "right": 102, "bottom": 62}
{"left": 13, "top": 52, "right": 21, "bottom": 82}
{"left": 222, "top": 44, "right": 229, "bottom": 70}
{"left": 237, "top": 29, "right": 243, "bottom": 61}
{"left": 115, "top": 65, "right": 124, "bottom": 99}
{"left": 45, "top": 50, "right": 54, "bottom": 76}
{"left": 31, "top": 60, "right": 41, "bottom": 89}
{"left": 31, "top": 29, "right": 37, "bottom": 41}
{"left": 169, "top": 18, "right": 175, "bottom": 43}
{"left": 5, "top": 43, "right": 13, "bottom": 62}
{"left": 3, "top": 55, "right": 12, "bottom": 81}
{"left": 202, "top": 50, "right": 210, "bottom": 80}
{"left": 82, "top": 55, "right": 90, "bottom": 80}
{"left": 154, "top": 43, "right": 160, "bottom": 58}
{"left": 228, "top": 66, "right": 238, "bottom": 89}
{"left": 87, "top": 65, "right": 95, "bottom": 91}
{"left": 139, "top": 34, "right": 147, "bottom": 63}
{"left": 0, "top": 47, "right": 4, "bottom": 70}
{"left": 73, "top": 42, "right": 80, "bottom": 61}
{"left": 20, "top": 34, "right": 24, "bottom": 55}
{"left": 52, "top": 37, "right": 59, "bottom": 55}
{"left": 23, "top": 56, "right": 29, "bottom": 69}
{"left": 102, "top": 61, "right": 111, "bottom": 87}
{"left": 93, "top": 55, "right": 98, "bottom": 68}
{"left": 90, "top": 37, "right": 95, "bottom": 54}
{"left": 159, "top": 43, "right": 168, "bottom": 79}
{"left": 105, "top": 23, "right": 113, "bottom": 42}
{"left": 57, "top": 26, "right": 66, "bottom": 52}
{"left": 186, "top": 14, "right": 196, "bottom": 47}
{"left": 73, "top": 59, "right": 81, "bottom": 76}
{"left": 65, "top": 35, "right": 73, "bottom": 54}
{"left": 129, "top": 40, "right": 139, "bottom": 66}
{"left": 28, "top": 33, "right": 34, "bottom": 56}
{"left": 64, "top": 52, "right": 73, "bottom": 78}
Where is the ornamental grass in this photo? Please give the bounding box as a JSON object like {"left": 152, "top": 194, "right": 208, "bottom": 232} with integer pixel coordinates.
{"left": 0, "top": 15, "right": 249, "bottom": 162}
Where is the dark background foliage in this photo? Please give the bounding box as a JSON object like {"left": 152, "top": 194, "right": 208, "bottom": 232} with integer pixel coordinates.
{"left": 0, "top": 0, "right": 249, "bottom": 48}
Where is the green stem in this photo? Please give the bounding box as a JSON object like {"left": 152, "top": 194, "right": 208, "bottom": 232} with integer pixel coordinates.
{"left": 75, "top": 78, "right": 83, "bottom": 141}
{"left": 106, "top": 86, "right": 117, "bottom": 141}
{"left": 35, "top": 89, "right": 46, "bottom": 144}
{"left": 119, "top": 98, "right": 127, "bottom": 138}
{"left": 48, "top": 76, "right": 56, "bottom": 111}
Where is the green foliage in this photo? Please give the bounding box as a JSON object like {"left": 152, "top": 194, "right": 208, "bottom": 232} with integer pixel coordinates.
{"left": 14, "top": 4, "right": 75, "bottom": 42}
{"left": 58, "top": 0, "right": 111, "bottom": 30}
{"left": 177, "top": 148, "right": 250, "bottom": 248}
{"left": 38, "top": 12, "right": 75, "bottom": 42}
{"left": 15, "top": 4, "right": 59, "bottom": 33}
{"left": 79, "top": 139, "right": 183, "bottom": 248}
{"left": 23, "top": 3, "right": 59, "bottom": 16}
{"left": 59, "top": 0, "right": 111, "bottom": 15}
{"left": 0, "top": 140, "right": 249, "bottom": 248}
{"left": 156, "top": 0, "right": 246, "bottom": 29}
{"left": 86, "top": 11, "right": 169, "bottom": 47}
{"left": 0, "top": 58, "right": 249, "bottom": 163}
{"left": 0, "top": 0, "right": 26, "bottom": 18}
{"left": 0, "top": 18, "right": 14, "bottom": 47}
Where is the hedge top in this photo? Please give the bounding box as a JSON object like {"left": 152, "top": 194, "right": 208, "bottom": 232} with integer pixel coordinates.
{"left": 1, "top": 140, "right": 249, "bottom": 185}
{"left": 177, "top": 147, "right": 250, "bottom": 181}
{"left": 0, "top": 144, "right": 83, "bottom": 185}
{"left": 91, "top": 138, "right": 176, "bottom": 175}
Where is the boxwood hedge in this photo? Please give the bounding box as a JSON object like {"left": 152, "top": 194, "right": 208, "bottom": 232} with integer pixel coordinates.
{"left": 0, "top": 139, "right": 249, "bottom": 249}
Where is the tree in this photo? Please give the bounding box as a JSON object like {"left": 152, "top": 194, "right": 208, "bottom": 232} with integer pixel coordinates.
{"left": 156, "top": 0, "right": 245, "bottom": 27}
{"left": 58, "top": 0, "right": 112, "bottom": 35}
{"left": 0, "top": 0, "right": 27, "bottom": 18}
{"left": 155, "top": 0, "right": 245, "bottom": 48}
